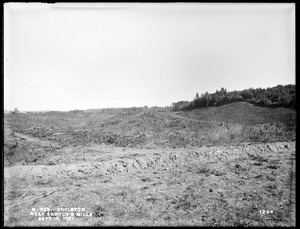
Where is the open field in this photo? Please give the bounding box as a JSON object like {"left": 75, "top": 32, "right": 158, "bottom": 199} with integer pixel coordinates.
{"left": 4, "top": 102, "right": 296, "bottom": 226}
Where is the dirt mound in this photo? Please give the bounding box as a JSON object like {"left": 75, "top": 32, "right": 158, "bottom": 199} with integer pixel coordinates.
{"left": 4, "top": 141, "right": 295, "bottom": 182}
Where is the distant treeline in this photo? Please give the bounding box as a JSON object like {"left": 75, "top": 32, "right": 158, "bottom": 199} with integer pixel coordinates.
{"left": 172, "top": 84, "right": 296, "bottom": 111}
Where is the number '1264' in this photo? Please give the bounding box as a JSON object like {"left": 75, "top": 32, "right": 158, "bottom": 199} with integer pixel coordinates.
{"left": 260, "top": 210, "right": 274, "bottom": 214}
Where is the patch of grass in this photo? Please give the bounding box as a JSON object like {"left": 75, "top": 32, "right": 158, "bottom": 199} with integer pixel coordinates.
{"left": 195, "top": 165, "right": 211, "bottom": 176}
{"left": 91, "top": 186, "right": 154, "bottom": 226}
{"left": 249, "top": 153, "right": 268, "bottom": 161}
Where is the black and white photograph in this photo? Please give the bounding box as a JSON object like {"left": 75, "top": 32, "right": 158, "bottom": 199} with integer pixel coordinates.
{"left": 3, "top": 3, "right": 295, "bottom": 226}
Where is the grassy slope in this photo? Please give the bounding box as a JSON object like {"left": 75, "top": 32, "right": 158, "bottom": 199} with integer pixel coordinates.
{"left": 178, "top": 102, "right": 295, "bottom": 126}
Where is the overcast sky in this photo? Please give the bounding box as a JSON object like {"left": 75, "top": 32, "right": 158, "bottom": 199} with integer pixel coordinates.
{"left": 4, "top": 3, "right": 295, "bottom": 111}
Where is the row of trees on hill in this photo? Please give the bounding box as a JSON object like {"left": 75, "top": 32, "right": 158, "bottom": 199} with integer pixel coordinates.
{"left": 171, "top": 84, "right": 296, "bottom": 111}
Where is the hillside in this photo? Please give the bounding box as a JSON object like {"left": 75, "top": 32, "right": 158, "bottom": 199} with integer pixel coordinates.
{"left": 179, "top": 102, "right": 295, "bottom": 126}
{"left": 4, "top": 102, "right": 295, "bottom": 166}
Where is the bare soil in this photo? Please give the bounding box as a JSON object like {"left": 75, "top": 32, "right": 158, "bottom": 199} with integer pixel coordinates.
{"left": 3, "top": 103, "right": 296, "bottom": 226}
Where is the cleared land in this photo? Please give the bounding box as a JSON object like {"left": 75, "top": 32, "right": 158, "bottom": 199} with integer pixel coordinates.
{"left": 4, "top": 102, "right": 296, "bottom": 226}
